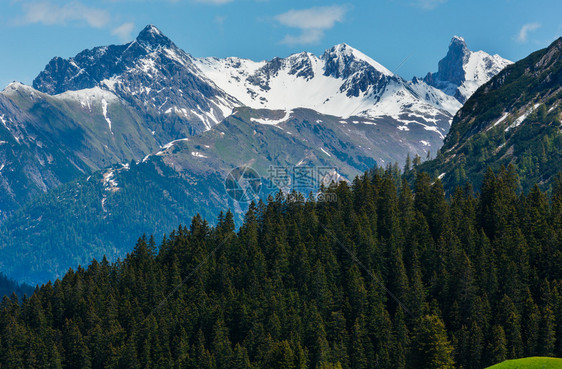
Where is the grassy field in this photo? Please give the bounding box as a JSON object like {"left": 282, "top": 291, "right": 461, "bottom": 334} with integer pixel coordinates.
{"left": 487, "top": 357, "right": 562, "bottom": 369}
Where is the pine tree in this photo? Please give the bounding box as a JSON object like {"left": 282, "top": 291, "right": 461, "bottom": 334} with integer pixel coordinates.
{"left": 349, "top": 318, "right": 368, "bottom": 369}
{"left": 538, "top": 305, "right": 556, "bottom": 356}
{"left": 522, "top": 289, "right": 540, "bottom": 356}
{"left": 62, "top": 320, "right": 92, "bottom": 369}
{"left": 264, "top": 340, "right": 296, "bottom": 369}
{"left": 410, "top": 315, "right": 455, "bottom": 369}
{"left": 488, "top": 325, "right": 507, "bottom": 366}
{"left": 231, "top": 344, "right": 252, "bottom": 369}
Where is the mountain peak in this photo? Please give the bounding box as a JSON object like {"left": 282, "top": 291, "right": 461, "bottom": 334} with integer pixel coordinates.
{"left": 330, "top": 43, "right": 351, "bottom": 51}
{"left": 323, "top": 43, "right": 393, "bottom": 77}
{"left": 142, "top": 24, "right": 162, "bottom": 35}
{"left": 136, "top": 24, "right": 173, "bottom": 50}
{"left": 2, "top": 81, "right": 37, "bottom": 96}
{"left": 326, "top": 43, "right": 367, "bottom": 59}
{"left": 447, "top": 35, "right": 470, "bottom": 59}
{"left": 423, "top": 36, "right": 511, "bottom": 103}
{"left": 450, "top": 36, "right": 467, "bottom": 48}
{"left": 425, "top": 36, "right": 472, "bottom": 89}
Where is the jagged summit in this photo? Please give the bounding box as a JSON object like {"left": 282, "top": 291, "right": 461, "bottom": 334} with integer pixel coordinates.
{"left": 322, "top": 43, "right": 393, "bottom": 77}
{"left": 438, "top": 36, "right": 470, "bottom": 85}
{"left": 31, "top": 23, "right": 239, "bottom": 133}
{"left": 136, "top": 24, "right": 174, "bottom": 50}
{"left": 140, "top": 24, "right": 162, "bottom": 36}
{"left": 32, "top": 24, "right": 179, "bottom": 95}
{"left": 2, "top": 81, "right": 28, "bottom": 92}
{"left": 326, "top": 43, "right": 356, "bottom": 56}
{"left": 424, "top": 36, "right": 512, "bottom": 103}
{"left": 450, "top": 35, "right": 467, "bottom": 47}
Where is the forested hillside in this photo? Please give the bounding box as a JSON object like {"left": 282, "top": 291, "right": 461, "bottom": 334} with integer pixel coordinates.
{"left": 0, "top": 273, "right": 33, "bottom": 299}
{"left": 1, "top": 167, "right": 562, "bottom": 368}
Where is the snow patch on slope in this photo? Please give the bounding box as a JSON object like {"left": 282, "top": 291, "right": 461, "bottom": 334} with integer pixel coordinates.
{"left": 492, "top": 112, "right": 510, "bottom": 128}
{"left": 58, "top": 87, "right": 118, "bottom": 134}
{"left": 156, "top": 138, "right": 189, "bottom": 155}
{"left": 506, "top": 104, "right": 541, "bottom": 131}
{"left": 191, "top": 151, "right": 208, "bottom": 158}
{"left": 320, "top": 147, "right": 332, "bottom": 157}
{"left": 251, "top": 110, "right": 292, "bottom": 125}
{"left": 458, "top": 51, "right": 512, "bottom": 100}
{"left": 101, "top": 98, "right": 113, "bottom": 134}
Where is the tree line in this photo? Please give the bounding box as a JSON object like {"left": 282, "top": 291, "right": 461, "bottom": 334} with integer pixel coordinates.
{"left": 1, "top": 166, "right": 562, "bottom": 368}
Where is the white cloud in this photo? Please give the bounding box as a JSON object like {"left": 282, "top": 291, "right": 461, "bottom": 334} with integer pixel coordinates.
{"left": 280, "top": 29, "right": 325, "bottom": 46}
{"left": 18, "top": 1, "right": 111, "bottom": 28}
{"left": 517, "top": 23, "right": 541, "bottom": 43}
{"left": 275, "top": 5, "right": 348, "bottom": 46}
{"left": 276, "top": 6, "right": 347, "bottom": 30}
{"left": 413, "top": 0, "right": 447, "bottom": 9}
{"left": 112, "top": 22, "right": 135, "bottom": 42}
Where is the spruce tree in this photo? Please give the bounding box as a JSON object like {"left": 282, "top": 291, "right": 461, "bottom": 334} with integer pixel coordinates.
{"left": 410, "top": 315, "right": 455, "bottom": 369}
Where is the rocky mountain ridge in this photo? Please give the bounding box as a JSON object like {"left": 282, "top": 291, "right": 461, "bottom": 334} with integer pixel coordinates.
{"left": 424, "top": 36, "right": 512, "bottom": 103}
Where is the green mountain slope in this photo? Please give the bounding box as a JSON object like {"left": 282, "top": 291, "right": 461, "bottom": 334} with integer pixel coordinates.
{"left": 0, "top": 84, "right": 164, "bottom": 218}
{"left": 487, "top": 357, "right": 562, "bottom": 369}
{"left": 419, "top": 37, "right": 562, "bottom": 192}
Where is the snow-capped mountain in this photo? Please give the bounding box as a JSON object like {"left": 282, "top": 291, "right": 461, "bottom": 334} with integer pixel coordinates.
{"left": 424, "top": 36, "right": 512, "bottom": 103}
{"left": 33, "top": 25, "right": 239, "bottom": 134}
{"left": 0, "top": 26, "right": 515, "bottom": 281}
{"left": 195, "top": 43, "right": 461, "bottom": 130}
{"left": 0, "top": 26, "right": 511, "bottom": 221}
{"left": 31, "top": 27, "right": 505, "bottom": 142}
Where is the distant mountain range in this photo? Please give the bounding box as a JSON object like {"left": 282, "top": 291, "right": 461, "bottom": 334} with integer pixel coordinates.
{"left": 0, "top": 25, "right": 513, "bottom": 283}
{"left": 0, "top": 26, "right": 510, "bottom": 220}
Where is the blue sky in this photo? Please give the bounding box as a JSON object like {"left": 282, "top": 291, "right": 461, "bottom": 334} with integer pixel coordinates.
{"left": 0, "top": 0, "right": 560, "bottom": 89}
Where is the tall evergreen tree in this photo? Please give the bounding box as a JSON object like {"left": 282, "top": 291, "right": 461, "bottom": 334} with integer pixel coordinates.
{"left": 410, "top": 315, "right": 455, "bottom": 369}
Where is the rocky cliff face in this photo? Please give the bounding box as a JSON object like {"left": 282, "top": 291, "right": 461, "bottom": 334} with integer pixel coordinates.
{"left": 424, "top": 36, "right": 512, "bottom": 103}
{"left": 33, "top": 25, "right": 240, "bottom": 135}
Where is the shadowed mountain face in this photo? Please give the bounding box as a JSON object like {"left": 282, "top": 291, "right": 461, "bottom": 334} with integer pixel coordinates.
{"left": 436, "top": 36, "right": 470, "bottom": 86}
{"left": 424, "top": 36, "right": 512, "bottom": 103}
{"left": 33, "top": 25, "right": 240, "bottom": 134}
{"left": 419, "top": 37, "right": 562, "bottom": 192}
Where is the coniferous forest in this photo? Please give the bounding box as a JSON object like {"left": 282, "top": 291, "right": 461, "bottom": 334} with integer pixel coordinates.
{"left": 1, "top": 166, "right": 562, "bottom": 369}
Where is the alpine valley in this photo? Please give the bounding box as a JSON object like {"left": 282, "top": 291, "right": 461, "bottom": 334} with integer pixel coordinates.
{"left": 0, "top": 25, "right": 512, "bottom": 283}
